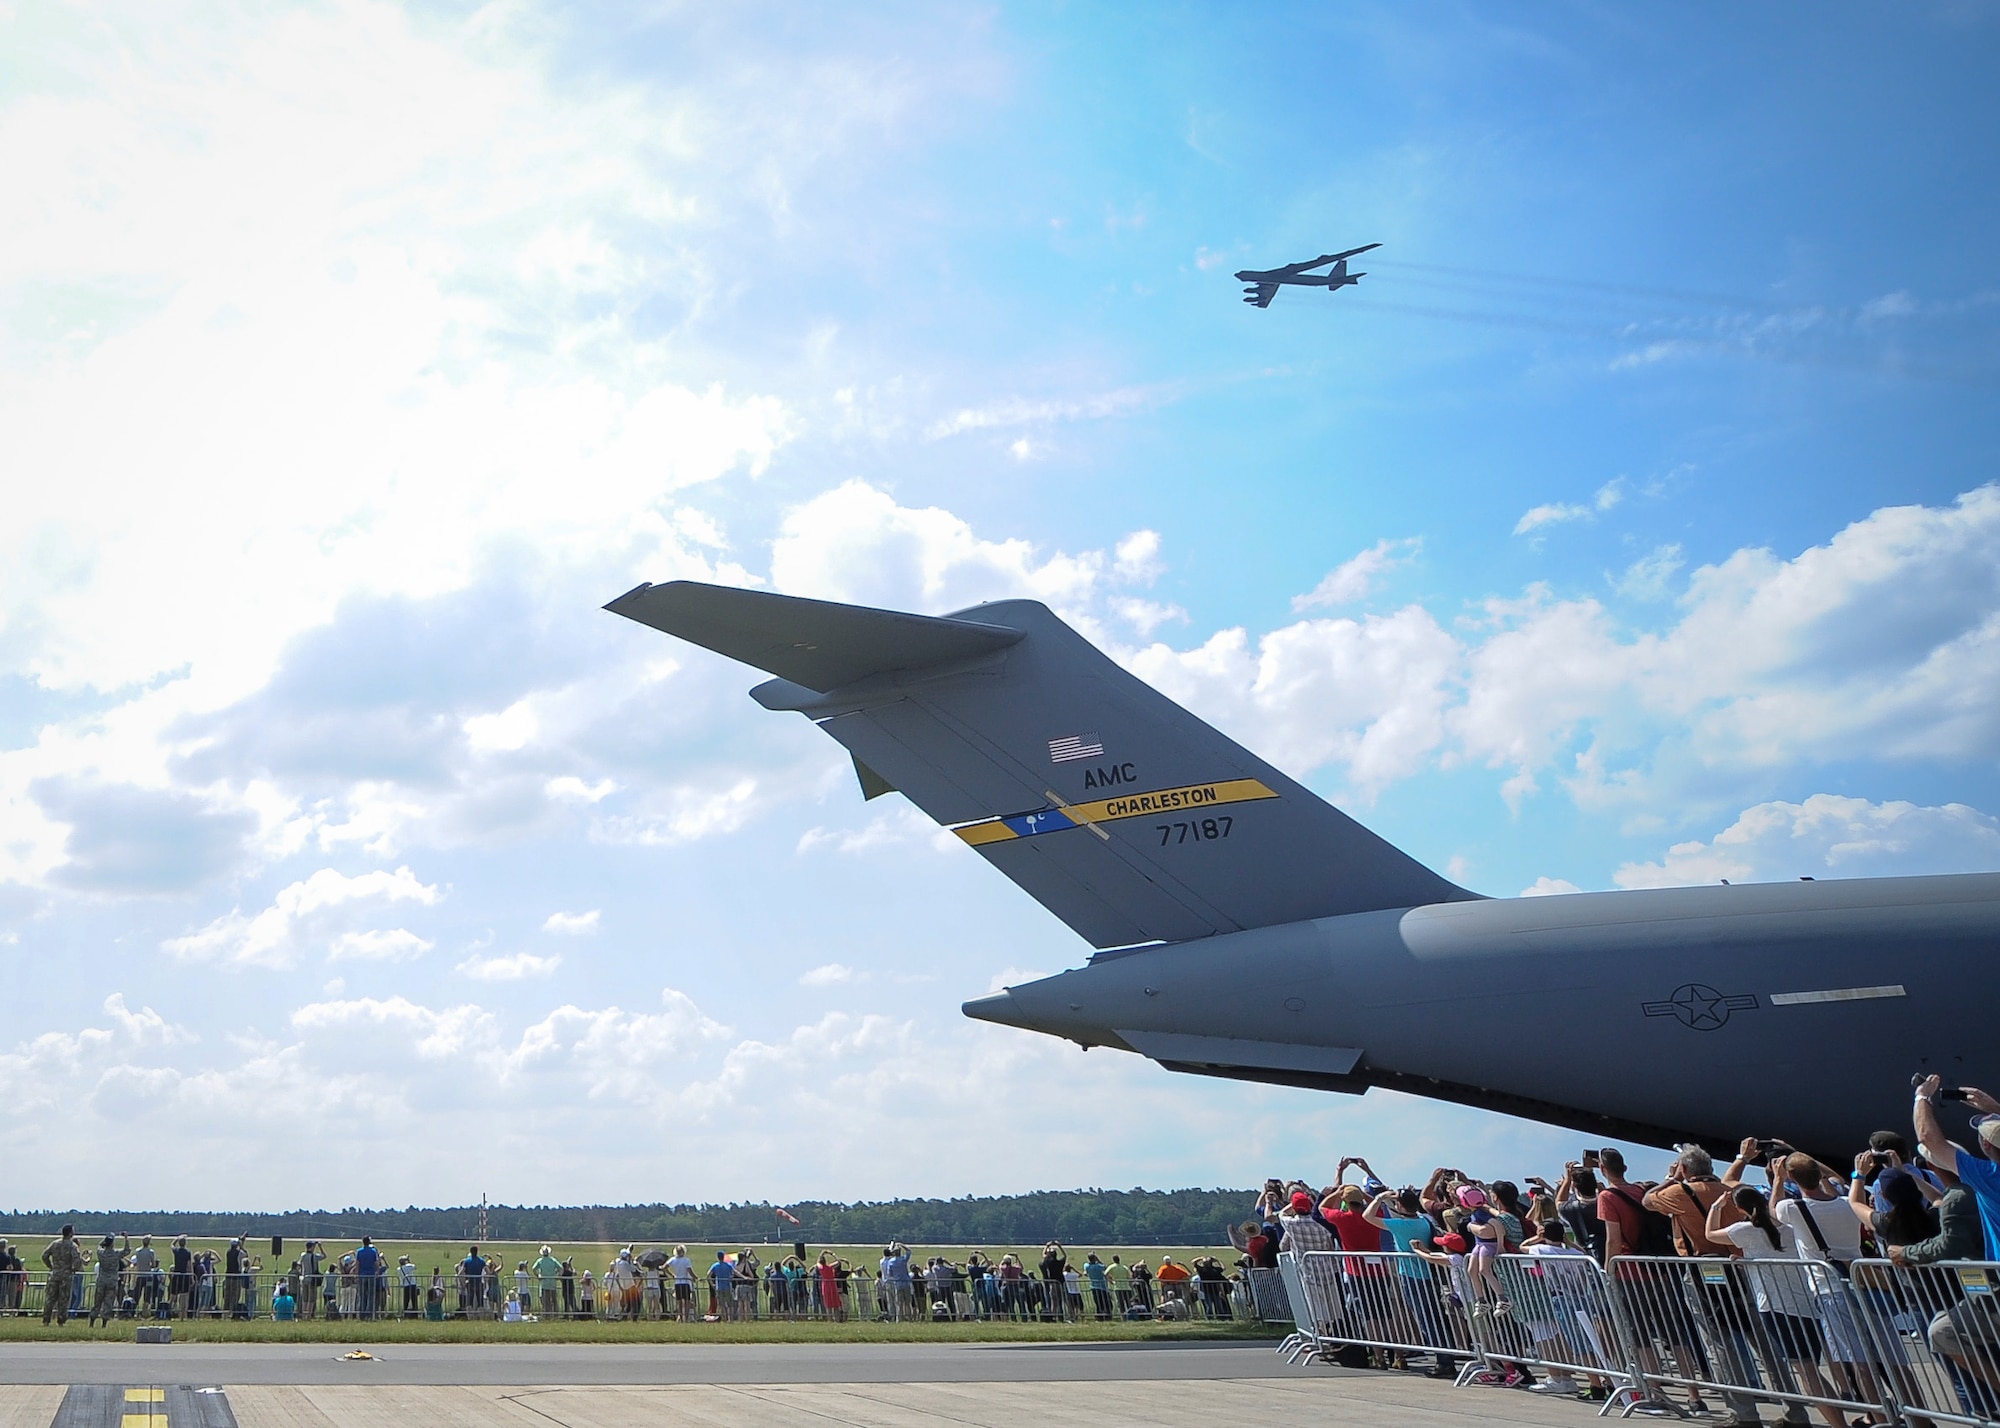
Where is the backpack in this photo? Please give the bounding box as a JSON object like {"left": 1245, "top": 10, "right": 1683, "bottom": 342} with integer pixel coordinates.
{"left": 1608, "top": 1186, "right": 1678, "bottom": 1258}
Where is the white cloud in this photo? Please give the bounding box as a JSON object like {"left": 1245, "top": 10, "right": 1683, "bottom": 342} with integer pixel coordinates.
{"left": 162, "top": 866, "right": 440, "bottom": 969}
{"left": 768, "top": 479, "right": 1114, "bottom": 617}
{"left": 1614, "top": 543, "right": 1685, "bottom": 601}
{"left": 1130, "top": 606, "right": 1461, "bottom": 797}
{"left": 1294, "top": 538, "right": 1420, "bottom": 610}
{"left": 593, "top": 778, "right": 761, "bottom": 846}
{"left": 328, "top": 928, "right": 433, "bottom": 962}
{"left": 464, "top": 700, "right": 540, "bottom": 753}
{"left": 800, "top": 962, "right": 855, "bottom": 986}
{"left": 1112, "top": 597, "right": 1186, "bottom": 637}
{"left": 1513, "top": 479, "right": 1626, "bottom": 536}
{"left": 541, "top": 909, "right": 601, "bottom": 935}
{"left": 0, "top": 995, "right": 190, "bottom": 1119}
{"left": 457, "top": 951, "right": 562, "bottom": 981}
{"left": 545, "top": 777, "right": 618, "bottom": 804}
{"left": 797, "top": 804, "right": 958, "bottom": 857}
{"left": 291, "top": 995, "right": 496, "bottom": 1062}
{"left": 924, "top": 383, "right": 1172, "bottom": 439}
{"left": 1514, "top": 502, "right": 1593, "bottom": 535}
{"left": 1860, "top": 291, "right": 1916, "bottom": 322}
{"left": 1465, "top": 486, "right": 2000, "bottom": 807}
{"left": 0, "top": 4, "right": 796, "bottom": 713}
{"left": 1520, "top": 876, "right": 1584, "bottom": 896}
{"left": 1614, "top": 795, "right": 2000, "bottom": 889}
{"left": 502, "top": 988, "right": 733, "bottom": 1102}
{"left": 1114, "top": 530, "right": 1164, "bottom": 584}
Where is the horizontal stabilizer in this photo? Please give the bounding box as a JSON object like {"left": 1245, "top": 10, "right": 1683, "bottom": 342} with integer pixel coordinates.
{"left": 604, "top": 582, "right": 1023, "bottom": 693}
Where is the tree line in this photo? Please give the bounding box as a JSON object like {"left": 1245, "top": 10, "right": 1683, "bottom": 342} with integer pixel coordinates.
{"left": 0, "top": 1187, "right": 1254, "bottom": 1246}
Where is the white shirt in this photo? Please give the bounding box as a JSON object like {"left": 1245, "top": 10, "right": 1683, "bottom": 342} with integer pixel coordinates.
{"left": 667, "top": 1255, "right": 694, "bottom": 1285}
{"left": 1718, "top": 1220, "right": 1821, "bottom": 1318}
{"left": 1774, "top": 1195, "right": 1863, "bottom": 1264}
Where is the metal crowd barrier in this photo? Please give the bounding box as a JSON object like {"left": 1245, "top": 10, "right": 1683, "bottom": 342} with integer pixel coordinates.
{"left": 0, "top": 1260, "right": 1248, "bottom": 1327}
{"left": 1291, "top": 1248, "right": 1635, "bottom": 1404}
{"left": 1275, "top": 1248, "right": 2000, "bottom": 1428}
{"left": 1846, "top": 1258, "right": 2000, "bottom": 1428}
{"left": 1292, "top": 1248, "right": 1474, "bottom": 1367}
{"left": 1245, "top": 1265, "right": 1292, "bottom": 1325}
{"left": 1274, "top": 1252, "right": 1317, "bottom": 1362}
{"left": 1488, "top": 1252, "right": 1642, "bottom": 1406}
{"left": 1606, "top": 1253, "right": 1904, "bottom": 1424}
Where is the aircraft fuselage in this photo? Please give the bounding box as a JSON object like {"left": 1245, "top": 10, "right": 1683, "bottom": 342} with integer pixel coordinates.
{"left": 965, "top": 872, "right": 2000, "bottom": 1157}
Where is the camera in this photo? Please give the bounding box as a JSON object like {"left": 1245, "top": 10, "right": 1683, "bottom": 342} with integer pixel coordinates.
{"left": 1910, "top": 1073, "right": 1974, "bottom": 1103}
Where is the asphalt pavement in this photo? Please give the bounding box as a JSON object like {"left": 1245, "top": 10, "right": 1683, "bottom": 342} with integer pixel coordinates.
{"left": 0, "top": 1339, "right": 1304, "bottom": 1386}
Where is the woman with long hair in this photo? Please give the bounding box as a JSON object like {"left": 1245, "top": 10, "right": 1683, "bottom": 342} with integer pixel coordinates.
{"left": 1708, "top": 1185, "right": 1855, "bottom": 1428}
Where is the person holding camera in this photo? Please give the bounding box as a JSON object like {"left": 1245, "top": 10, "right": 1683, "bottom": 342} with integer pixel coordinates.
{"left": 1912, "top": 1075, "right": 2000, "bottom": 1396}
{"left": 1913, "top": 1075, "right": 2000, "bottom": 1257}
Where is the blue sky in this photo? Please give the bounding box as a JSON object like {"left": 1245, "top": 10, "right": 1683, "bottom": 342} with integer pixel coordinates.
{"left": 3, "top": 0, "right": 1997, "bottom": 1210}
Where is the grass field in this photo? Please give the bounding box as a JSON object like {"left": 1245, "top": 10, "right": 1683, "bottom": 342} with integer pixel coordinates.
{"left": 0, "top": 1315, "right": 1278, "bottom": 1345}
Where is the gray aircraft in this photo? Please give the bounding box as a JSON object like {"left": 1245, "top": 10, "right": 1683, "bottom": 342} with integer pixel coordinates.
{"left": 1236, "top": 243, "right": 1380, "bottom": 307}
{"left": 607, "top": 581, "right": 1996, "bottom": 1157}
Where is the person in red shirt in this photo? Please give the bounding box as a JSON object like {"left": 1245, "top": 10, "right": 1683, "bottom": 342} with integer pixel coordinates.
{"left": 1596, "top": 1149, "right": 1714, "bottom": 1417}
{"left": 1322, "top": 1185, "right": 1384, "bottom": 1263}
{"left": 1321, "top": 1185, "right": 1396, "bottom": 1366}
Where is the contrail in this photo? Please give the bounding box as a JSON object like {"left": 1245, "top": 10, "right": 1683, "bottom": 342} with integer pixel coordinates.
{"left": 1337, "top": 299, "right": 1996, "bottom": 388}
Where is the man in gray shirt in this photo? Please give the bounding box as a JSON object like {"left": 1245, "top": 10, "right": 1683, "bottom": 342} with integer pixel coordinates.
{"left": 130, "top": 1235, "right": 161, "bottom": 1315}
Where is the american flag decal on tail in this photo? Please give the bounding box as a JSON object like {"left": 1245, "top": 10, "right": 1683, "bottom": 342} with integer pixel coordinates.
{"left": 1048, "top": 734, "right": 1104, "bottom": 763}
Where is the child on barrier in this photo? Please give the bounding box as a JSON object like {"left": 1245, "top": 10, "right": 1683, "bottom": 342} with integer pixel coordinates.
{"left": 1411, "top": 1232, "right": 1489, "bottom": 1381}
{"left": 1457, "top": 1185, "right": 1512, "bottom": 1319}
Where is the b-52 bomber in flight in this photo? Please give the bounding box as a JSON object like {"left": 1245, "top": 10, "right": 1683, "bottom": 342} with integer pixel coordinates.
{"left": 607, "top": 580, "right": 1996, "bottom": 1157}
{"left": 1236, "top": 243, "right": 1380, "bottom": 307}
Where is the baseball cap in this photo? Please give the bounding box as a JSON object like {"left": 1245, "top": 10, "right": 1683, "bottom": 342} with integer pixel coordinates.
{"left": 1973, "top": 1114, "right": 2000, "bottom": 1152}
{"left": 1289, "top": 1191, "right": 1315, "bottom": 1214}
{"left": 1438, "top": 1233, "right": 1469, "bottom": 1255}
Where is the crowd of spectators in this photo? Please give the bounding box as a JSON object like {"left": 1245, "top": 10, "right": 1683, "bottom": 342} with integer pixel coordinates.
{"left": 1220, "top": 1079, "right": 2000, "bottom": 1423}
{"left": 0, "top": 1232, "right": 1241, "bottom": 1327}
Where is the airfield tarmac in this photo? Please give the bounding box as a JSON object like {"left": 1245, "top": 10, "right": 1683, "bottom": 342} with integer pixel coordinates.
{"left": 0, "top": 1344, "right": 1608, "bottom": 1428}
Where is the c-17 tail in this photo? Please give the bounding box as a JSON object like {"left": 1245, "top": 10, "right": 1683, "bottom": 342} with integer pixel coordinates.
{"left": 607, "top": 581, "right": 1476, "bottom": 948}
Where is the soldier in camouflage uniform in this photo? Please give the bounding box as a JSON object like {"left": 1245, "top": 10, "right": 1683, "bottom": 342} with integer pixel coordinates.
{"left": 40, "top": 1225, "right": 84, "bottom": 1326}
{"left": 88, "top": 1233, "right": 130, "bottom": 1327}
